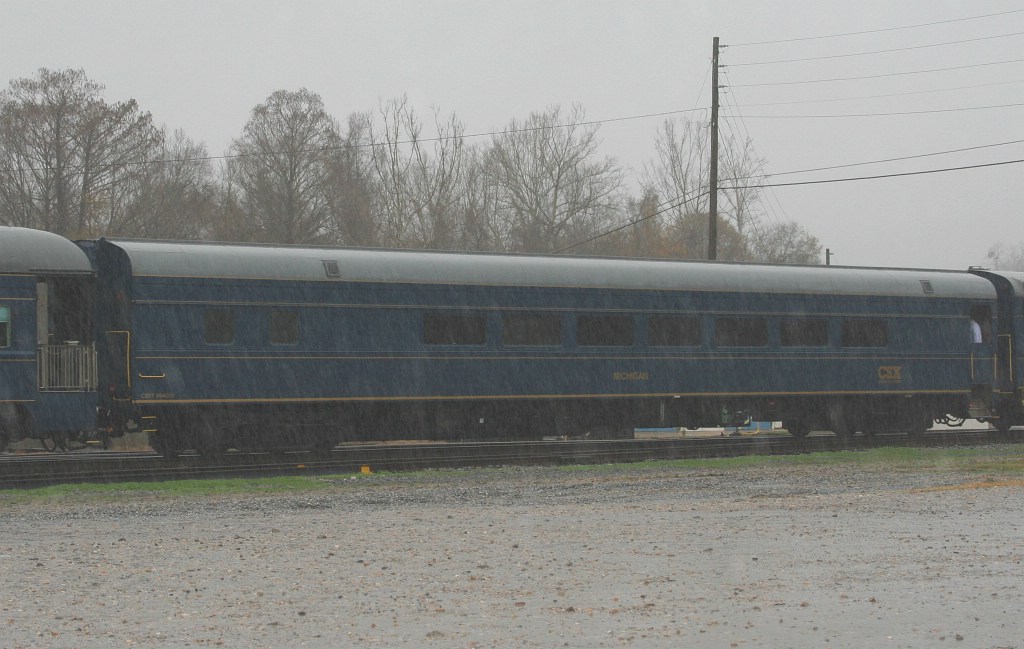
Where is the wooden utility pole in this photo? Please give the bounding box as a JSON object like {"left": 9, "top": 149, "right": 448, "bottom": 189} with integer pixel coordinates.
{"left": 708, "top": 36, "right": 720, "bottom": 261}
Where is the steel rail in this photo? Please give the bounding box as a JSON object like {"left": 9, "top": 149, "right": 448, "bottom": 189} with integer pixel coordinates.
{"left": 0, "top": 429, "right": 1019, "bottom": 490}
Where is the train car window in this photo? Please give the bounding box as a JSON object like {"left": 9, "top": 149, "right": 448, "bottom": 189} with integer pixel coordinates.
{"left": 648, "top": 316, "right": 701, "bottom": 347}
{"left": 841, "top": 320, "right": 888, "bottom": 348}
{"left": 270, "top": 310, "right": 299, "bottom": 345}
{"left": 577, "top": 315, "right": 634, "bottom": 347}
{"left": 502, "top": 314, "right": 562, "bottom": 346}
{"left": 204, "top": 308, "right": 235, "bottom": 345}
{"left": 715, "top": 318, "right": 768, "bottom": 347}
{"left": 780, "top": 318, "right": 828, "bottom": 347}
{"left": 423, "top": 313, "right": 486, "bottom": 345}
{"left": 0, "top": 305, "right": 9, "bottom": 347}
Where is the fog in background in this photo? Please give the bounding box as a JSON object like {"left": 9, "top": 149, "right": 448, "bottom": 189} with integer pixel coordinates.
{"left": 2, "top": 0, "right": 1022, "bottom": 268}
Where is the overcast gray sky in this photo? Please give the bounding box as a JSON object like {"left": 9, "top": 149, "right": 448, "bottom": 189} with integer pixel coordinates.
{"left": 2, "top": 0, "right": 1022, "bottom": 269}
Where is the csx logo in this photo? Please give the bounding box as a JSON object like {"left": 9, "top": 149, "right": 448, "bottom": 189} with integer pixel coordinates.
{"left": 877, "top": 365, "right": 902, "bottom": 382}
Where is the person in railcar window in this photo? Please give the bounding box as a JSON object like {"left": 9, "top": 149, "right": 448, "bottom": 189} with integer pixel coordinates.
{"left": 969, "top": 305, "right": 991, "bottom": 344}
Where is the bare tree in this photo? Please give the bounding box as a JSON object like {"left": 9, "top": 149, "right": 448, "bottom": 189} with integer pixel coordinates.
{"left": 323, "top": 112, "right": 379, "bottom": 247}
{"left": 620, "top": 191, "right": 667, "bottom": 258}
{"left": 641, "top": 116, "right": 827, "bottom": 264}
{"left": 987, "top": 241, "right": 1024, "bottom": 271}
{"left": 718, "top": 133, "right": 766, "bottom": 237}
{"left": 642, "top": 118, "right": 771, "bottom": 255}
{"left": 747, "top": 221, "right": 822, "bottom": 264}
{"left": 486, "top": 105, "right": 624, "bottom": 253}
{"left": 113, "top": 129, "right": 216, "bottom": 239}
{"left": 639, "top": 118, "right": 722, "bottom": 258}
{"left": 206, "top": 180, "right": 249, "bottom": 242}
{"left": 0, "top": 68, "right": 160, "bottom": 237}
{"left": 367, "top": 98, "right": 412, "bottom": 246}
{"left": 455, "top": 146, "right": 507, "bottom": 251}
{"left": 640, "top": 118, "right": 710, "bottom": 231}
{"left": 225, "top": 89, "right": 340, "bottom": 244}
{"left": 409, "top": 107, "right": 464, "bottom": 249}
{"left": 368, "top": 96, "right": 466, "bottom": 249}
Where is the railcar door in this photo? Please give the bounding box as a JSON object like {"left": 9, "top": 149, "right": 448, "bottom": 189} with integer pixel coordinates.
{"left": 976, "top": 278, "right": 1017, "bottom": 396}
{"left": 969, "top": 271, "right": 1022, "bottom": 426}
{"left": 104, "top": 330, "right": 132, "bottom": 401}
{"left": 36, "top": 276, "right": 96, "bottom": 391}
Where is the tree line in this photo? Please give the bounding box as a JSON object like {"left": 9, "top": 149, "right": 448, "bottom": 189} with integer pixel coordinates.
{"left": 0, "top": 68, "right": 823, "bottom": 263}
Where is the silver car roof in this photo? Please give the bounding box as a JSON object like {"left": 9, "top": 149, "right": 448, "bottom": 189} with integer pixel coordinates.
{"left": 102, "top": 238, "right": 995, "bottom": 300}
{"left": 0, "top": 227, "right": 93, "bottom": 274}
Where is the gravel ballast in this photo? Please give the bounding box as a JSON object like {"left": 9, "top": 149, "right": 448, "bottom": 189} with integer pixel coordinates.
{"left": 1, "top": 460, "right": 1022, "bottom": 648}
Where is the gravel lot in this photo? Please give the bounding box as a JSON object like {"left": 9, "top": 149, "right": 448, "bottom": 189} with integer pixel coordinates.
{"left": 1, "top": 458, "right": 1022, "bottom": 648}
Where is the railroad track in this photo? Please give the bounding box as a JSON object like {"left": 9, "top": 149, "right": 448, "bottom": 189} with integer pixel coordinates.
{"left": 0, "top": 428, "right": 1020, "bottom": 489}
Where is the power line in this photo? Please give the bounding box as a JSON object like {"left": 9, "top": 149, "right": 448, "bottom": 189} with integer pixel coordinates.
{"left": 718, "top": 77, "right": 790, "bottom": 231}
{"left": 730, "top": 58, "right": 1024, "bottom": 87}
{"left": 716, "top": 112, "right": 780, "bottom": 247}
{"left": 723, "top": 138, "right": 1024, "bottom": 181}
{"left": 739, "top": 101, "right": 1024, "bottom": 118}
{"left": 730, "top": 31, "right": 1024, "bottom": 66}
{"left": 690, "top": 63, "right": 712, "bottom": 115}
{"left": 719, "top": 68, "right": 797, "bottom": 253}
{"left": 559, "top": 150, "right": 1024, "bottom": 253}
{"left": 729, "top": 8, "right": 1024, "bottom": 47}
{"left": 723, "top": 158, "right": 1024, "bottom": 190}
{"left": 730, "top": 79, "right": 1024, "bottom": 107}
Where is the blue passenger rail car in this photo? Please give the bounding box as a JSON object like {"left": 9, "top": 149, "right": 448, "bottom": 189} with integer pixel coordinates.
{"left": 0, "top": 227, "right": 96, "bottom": 451}
{"left": 91, "top": 237, "right": 999, "bottom": 456}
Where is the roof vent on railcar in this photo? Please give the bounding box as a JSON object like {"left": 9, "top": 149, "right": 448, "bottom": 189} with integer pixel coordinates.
{"left": 919, "top": 280, "right": 934, "bottom": 295}
{"left": 322, "top": 260, "right": 340, "bottom": 278}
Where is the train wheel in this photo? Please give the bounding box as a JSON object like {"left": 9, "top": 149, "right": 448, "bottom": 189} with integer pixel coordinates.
{"left": 194, "top": 426, "right": 228, "bottom": 458}
{"left": 59, "top": 431, "right": 89, "bottom": 451}
{"left": 905, "top": 415, "right": 934, "bottom": 439}
{"left": 313, "top": 432, "right": 338, "bottom": 453}
{"left": 785, "top": 418, "right": 811, "bottom": 438}
{"left": 0, "top": 406, "right": 22, "bottom": 452}
{"left": 149, "top": 431, "right": 181, "bottom": 459}
{"left": 827, "top": 402, "right": 854, "bottom": 442}
{"left": 41, "top": 435, "right": 61, "bottom": 452}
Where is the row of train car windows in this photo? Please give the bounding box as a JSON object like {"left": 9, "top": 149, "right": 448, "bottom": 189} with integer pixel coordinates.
{"left": 424, "top": 314, "right": 887, "bottom": 348}
{"left": 201, "top": 308, "right": 888, "bottom": 349}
